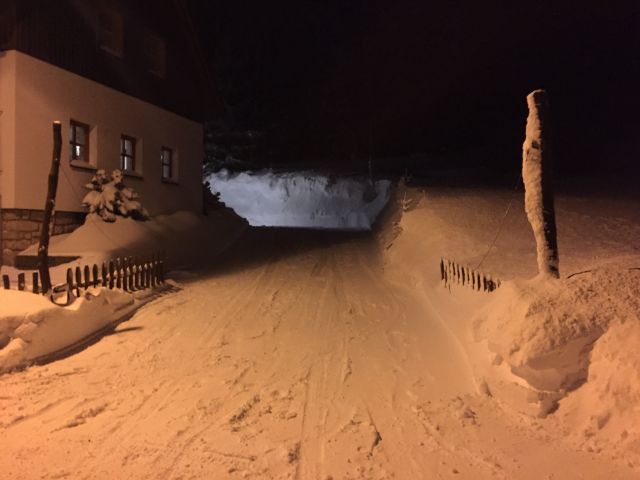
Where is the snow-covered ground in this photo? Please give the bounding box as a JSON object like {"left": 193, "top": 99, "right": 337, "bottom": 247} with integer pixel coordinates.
{"left": 16, "top": 208, "right": 247, "bottom": 274}
{"left": 0, "top": 208, "right": 247, "bottom": 374}
{"left": 207, "top": 169, "right": 391, "bottom": 230}
{"left": 383, "top": 182, "right": 640, "bottom": 469}
{"left": 1, "top": 177, "right": 639, "bottom": 478}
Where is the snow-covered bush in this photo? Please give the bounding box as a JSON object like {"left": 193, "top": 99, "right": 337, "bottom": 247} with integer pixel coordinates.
{"left": 82, "top": 169, "right": 149, "bottom": 222}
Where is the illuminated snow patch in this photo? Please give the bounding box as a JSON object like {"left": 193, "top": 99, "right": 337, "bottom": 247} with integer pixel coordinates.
{"left": 207, "top": 169, "right": 392, "bottom": 230}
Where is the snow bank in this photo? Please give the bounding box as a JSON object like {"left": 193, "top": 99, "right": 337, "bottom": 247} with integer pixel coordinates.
{"left": 0, "top": 207, "right": 247, "bottom": 373}
{"left": 379, "top": 184, "right": 640, "bottom": 458}
{"left": 559, "top": 316, "right": 640, "bottom": 455}
{"left": 0, "top": 287, "right": 143, "bottom": 373}
{"left": 206, "top": 169, "right": 392, "bottom": 230}
{"left": 19, "top": 208, "right": 247, "bottom": 272}
{"left": 473, "top": 267, "right": 640, "bottom": 393}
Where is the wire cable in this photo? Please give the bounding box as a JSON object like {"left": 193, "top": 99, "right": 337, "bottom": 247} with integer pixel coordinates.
{"left": 474, "top": 174, "right": 522, "bottom": 270}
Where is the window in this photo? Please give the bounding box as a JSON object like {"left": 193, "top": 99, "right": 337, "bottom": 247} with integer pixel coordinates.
{"left": 98, "top": 9, "right": 124, "bottom": 57}
{"left": 70, "top": 121, "right": 90, "bottom": 163}
{"left": 144, "top": 31, "right": 166, "bottom": 78}
{"left": 120, "top": 135, "right": 136, "bottom": 172}
{"left": 161, "top": 147, "right": 173, "bottom": 180}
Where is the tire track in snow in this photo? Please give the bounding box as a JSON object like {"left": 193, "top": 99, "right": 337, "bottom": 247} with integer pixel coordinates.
{"left": 0, "top": 229, "right": 484, "bottom": 479}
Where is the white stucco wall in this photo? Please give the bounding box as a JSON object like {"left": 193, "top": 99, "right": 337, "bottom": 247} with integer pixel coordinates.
{"left": 0, "top": 50, "right": 17, "bottom": 209}
{"left": 0, "top": 50, "right": 203, "bottom": 215}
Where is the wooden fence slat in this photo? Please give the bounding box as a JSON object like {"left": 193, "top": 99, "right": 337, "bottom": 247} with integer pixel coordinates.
{"left": 132, "top": 257, "right": 138, "bottom": 291}
{"left": 140, "top": 258, "right": 145, "bottom": 289}
{"left": 122, "top": 258, "right": 129, "bottom": 292}
{"left": 75, "top": 267, "right": 82, "bottom": 297}
{"left": 122, "top": 257, "right": 129, "bottom": 291}
{"left": 440, "top": 258, "right": 500, "bottom": 294}
{"left": 137, "top": 257, "right": 143, "bottom": 289}
{"left": 66, "top": 269, "right": 74, "bottom": 296}
{"left": 133, "top": 257, "right": 139, "bottom": 290}
{"left": 125, "top": 257, "right": 133, "bottom": 291}
{"left": 108, "top": 261, "right": 115, "bottom": 289}
{"left": 131, "top": 257, "right": 136, "bottom": 291}
{"left": 140, "top": 257, "right": 146, "bottom": 289}
{"left": 114, "top": 258, "right": 121, "bottom": 289}
{"left": 145, "top": 259, "right": 151, "bottom": 288}
{"left": 92, "top": 264, "right": 99, "bottom": 288}
{"left": 151, "top": 257, "right": 157, "bottom": 287}
{"left": 101, "top": 263, "right": 108, "bottom": 288}
{"left": 83, "top": 265, "right": 90, "bottom": 290}
{"left": 32, "top": 272, "right": 40, "bottom": 294}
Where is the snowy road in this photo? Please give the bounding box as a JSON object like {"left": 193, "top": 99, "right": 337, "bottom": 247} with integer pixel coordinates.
{"left": 0, "top": 228, "right": 632, "bottom": 479}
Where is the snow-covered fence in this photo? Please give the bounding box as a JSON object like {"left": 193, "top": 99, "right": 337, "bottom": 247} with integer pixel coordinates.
{"left": 2, "top": 253, "right": 165, "bottom": 300}
{"left": 54, "top": 253, "right": 165, "bottom": 299}
{"left": 440, "top": 257, "right": 500, "bottom": 292}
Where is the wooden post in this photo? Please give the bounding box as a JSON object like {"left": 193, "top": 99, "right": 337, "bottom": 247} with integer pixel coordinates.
{"left": 37, "top": 121, "right": 63, "bottom": 294}
{"left": 17, "top": 273, "right": 25, "bottom": 291}
{"left": 522, "top": 90, "right": 560, "bottom": 278}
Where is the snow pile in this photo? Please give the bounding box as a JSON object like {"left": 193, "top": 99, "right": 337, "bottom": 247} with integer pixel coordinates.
{"left": 206, "top": 169, "right": 392, "bottom": 230}
{"left": 473, "top": 268, "right": 640, "bottom": 393}
{"left": 19, "top": 208, "right": 247, "bottom": 272}
{"left": 0, "top": 287, "right": 141, "bottom": 373}
{"left": 472, "top": 266, "right": 640, "bottom": 451}
{"left": 559, "top": 315, "right": 640, "bottom": 455}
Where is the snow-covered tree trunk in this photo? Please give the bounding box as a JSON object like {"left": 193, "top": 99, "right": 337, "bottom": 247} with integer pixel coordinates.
{"left": 38, "top": 121, "right": 63, "bottom": 293}
{"left": 522, "top": 89, "right": 559, "bottom": 278}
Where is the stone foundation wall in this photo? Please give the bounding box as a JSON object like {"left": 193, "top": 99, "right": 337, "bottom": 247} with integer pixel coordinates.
{"left": 0, "top": 209, "right": 86, "bottom": 266}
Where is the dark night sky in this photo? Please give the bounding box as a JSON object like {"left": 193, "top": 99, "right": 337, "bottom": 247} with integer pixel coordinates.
{"left": 189, "top": 0, "right": 640, "bottom": 175}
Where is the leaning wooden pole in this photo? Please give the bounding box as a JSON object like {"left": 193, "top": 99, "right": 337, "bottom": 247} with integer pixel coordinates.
{"left": 38, "top": 121, "right": 63, "bottom": 294}
{"left": 522, "top": 90, "right": 559, "bottom": 278}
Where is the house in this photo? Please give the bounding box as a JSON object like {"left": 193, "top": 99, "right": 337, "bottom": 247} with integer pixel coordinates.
{"left": 0, "top": 0, "right": 220, "bottom": 266}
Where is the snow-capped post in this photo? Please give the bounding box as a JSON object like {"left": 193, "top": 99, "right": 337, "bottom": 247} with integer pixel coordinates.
{"left": 522, "top": 89, "right": 559, "bottom": 278}
{"left": 38, "top": 121, "right": 63, "bottom": 294}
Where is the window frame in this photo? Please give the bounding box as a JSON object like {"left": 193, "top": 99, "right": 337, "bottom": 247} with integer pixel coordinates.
{"left": 98, "top": 8, "right": 124, "bottom": 58}
{"left": 160, "top": 146, "right": 173, "bottom": 181}
{"left": 120, "top": 134, "right": 137, "bottom": 172}
{"left": 144, "top": 31, "right": 167, "bottom": 78}
{"left": 69, "top": 120, "right": 90, "bottom": 164}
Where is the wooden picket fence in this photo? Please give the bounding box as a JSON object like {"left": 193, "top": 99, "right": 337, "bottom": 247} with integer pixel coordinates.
{"left": 1, "top": 271, "right": 37, "bottom": 293}
{"left": 53, "top": 253, "right": 165, "bottom": 298}
{"left": 440, "top": 257, "right": 500, "bottom": 292}
{"left": 1, "top": 253, "right": 165, "bottom": 300}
